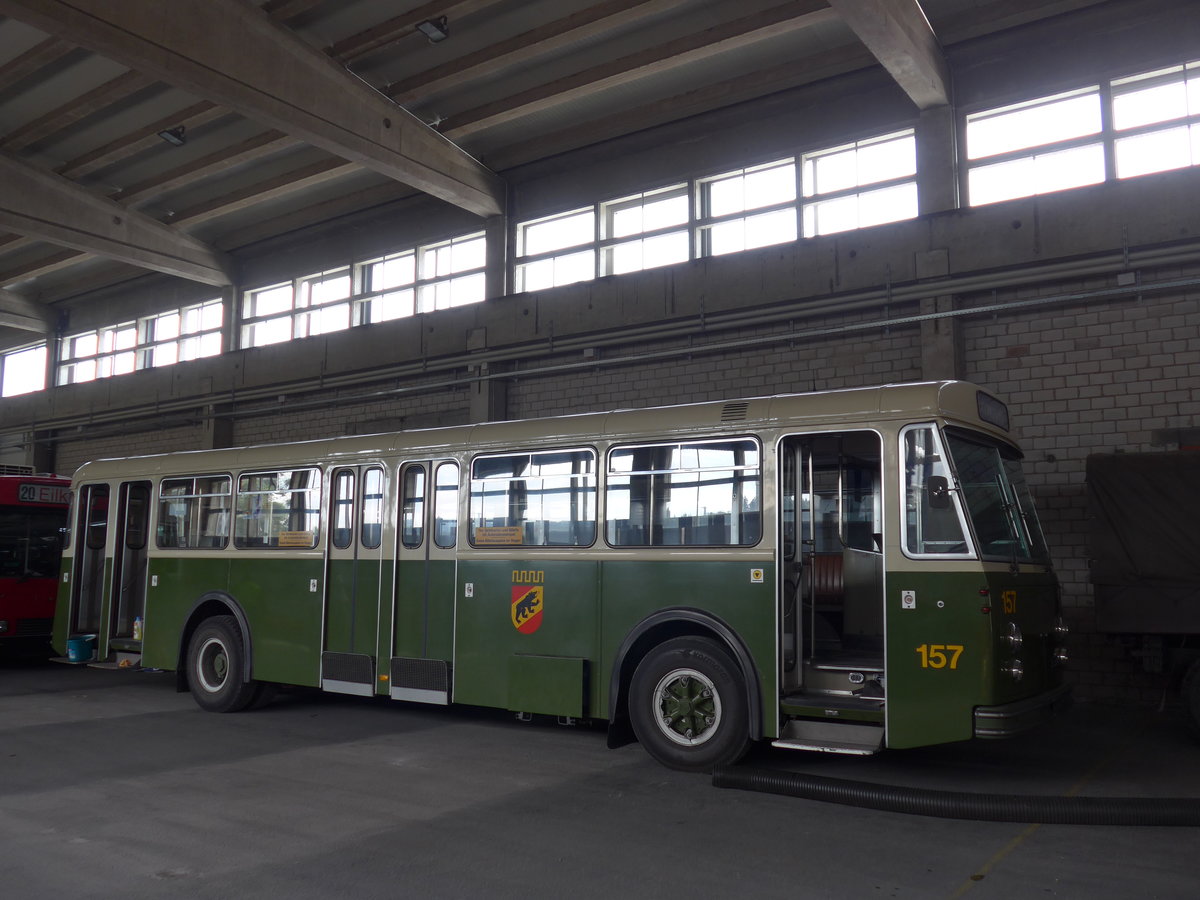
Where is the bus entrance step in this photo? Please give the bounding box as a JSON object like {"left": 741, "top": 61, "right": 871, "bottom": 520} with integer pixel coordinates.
{"left": 89, "top": 650, "right": 143, "bottom": 671}
{"left": 771, "top": 720, "right": 884, "bottom": 756}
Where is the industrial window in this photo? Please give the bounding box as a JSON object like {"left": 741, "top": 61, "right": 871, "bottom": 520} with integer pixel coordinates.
{"left": 697, "top": 159, "right": 798, "bottom": 255}
{"left": 358, "top": 249, "right": 417, "bottom": 323}
{"left": 157, "top": 475, "right": 232, "bottom": 550}
{"left": 1, "top": 342, "right": 46, "bottom": 397}
{"left": 234, "top": 469, "right": 321, "bottom": 549}
{"left": 600, "top": 185, "right": 690, "bottom": 275}
{"left": 606, "top": 438, "right": 762, "bottom": 547}
{"left": 1112, "top": 62, "right": 1200, "bottom": 179}
{"left": 58, "top": 322, "right": 138, "bottom": 385}
{"left": 514, "top": 207, "right": 597, "bottom": 292}
{"left": 240, "top": 268, "right": 351, "bottom": 348}
{"left": 801, "top": 130, "right": 917, "bottom": 236}
{"left": 415, "top": 232, "right": 486, "bottom": 312}
{"left": 141, "top": 299, "right": 224, "bottom": 368}
{"left": 965, "top": 87, "right": 1105, "bottom": 205}
{"left": 469, "top": 449, "right": 596, "bottom": 547}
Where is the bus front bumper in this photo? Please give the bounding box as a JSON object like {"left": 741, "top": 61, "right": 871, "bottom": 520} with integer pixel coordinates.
{"left": 974, "top": 684, "right": 1072, "bottom": 739}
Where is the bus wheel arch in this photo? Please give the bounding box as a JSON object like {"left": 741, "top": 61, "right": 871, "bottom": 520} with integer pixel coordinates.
{"left": 608, "top": 609, "right": 762, "bottom": 764}
{"left": 176, "top": 594, "right": 256, "bottom": 700}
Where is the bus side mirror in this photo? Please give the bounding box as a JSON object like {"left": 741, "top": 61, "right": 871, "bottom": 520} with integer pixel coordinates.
{"left": 928, "top": 475, "right": 951, "bottom": 510}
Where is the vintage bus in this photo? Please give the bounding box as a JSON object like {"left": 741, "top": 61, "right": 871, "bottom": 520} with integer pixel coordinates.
{"left": 1, "top": 472, "right": 71, "bottom": 651}
{"left": 52, "top": 381, "right": 1068, "bottom": 769}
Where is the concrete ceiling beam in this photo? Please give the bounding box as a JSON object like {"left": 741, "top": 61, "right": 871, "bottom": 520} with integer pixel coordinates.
{"left": 441, "top": 0, "right": 836, "bottom": 140}
{"left": 388, "top": 0, "right": 690, "bottom": 105}
{"left": 0, "top": 152, "right": 232, "bottom": 286}
{"left": 0, "top": 287, "right": 52, "bottom": 333}
{"left": 827, "top": 0, "right": 950, "bottom": 109}
{"left": 0, "top": 0, "right": 505, "bottom": 217}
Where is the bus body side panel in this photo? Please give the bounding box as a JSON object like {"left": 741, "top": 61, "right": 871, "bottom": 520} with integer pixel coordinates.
{"left": 51, "top": 568, "right": 72, "bottom": 656}
{"left": 325, "top": 556, "right": 383, "bottom": 660}
{"left": 141, "top": 556, "right": 230, "bottom": 670}
{"left": 225, "top": 555, "right": 324, "bottom": 686}
{"left": 598, "top": 558, "right": 776, "bottom": 737}
{"left": 453, "top": 559, "right": 598, "bottom": 717}
{"left": 392, "top": 557, "right": 456, "bottom": 665}
{"left": 884, "top": 571, "right": 992, "bottom": 748}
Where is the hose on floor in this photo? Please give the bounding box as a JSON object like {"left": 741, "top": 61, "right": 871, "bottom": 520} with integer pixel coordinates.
{"left": 712, "top": 766, "right": 1200, "bottom": 826}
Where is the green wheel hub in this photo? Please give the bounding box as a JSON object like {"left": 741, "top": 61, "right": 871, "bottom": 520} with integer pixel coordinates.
{"left": 651, "top": 667, "right": 722, "bottom": 747}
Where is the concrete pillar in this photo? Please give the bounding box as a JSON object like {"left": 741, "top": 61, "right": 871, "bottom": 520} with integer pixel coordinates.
{"left": 484, "top": 213, "right": 508, "bottom": 301}
{"left": 468, "top": 364, "right": 508, "bottom": 423}
{"left": 200, "top": 405, "right": 234, "bottom": 449}
{"left": 915, "top": 105, "right": 958, "bottom": 215}
{"left": 920, "top": 295, "right": 963, "bottom": 380}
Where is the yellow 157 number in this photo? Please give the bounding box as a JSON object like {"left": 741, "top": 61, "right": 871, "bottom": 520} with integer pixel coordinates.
{"left": 915, "top": 644, "right": 964, "bottom": 670}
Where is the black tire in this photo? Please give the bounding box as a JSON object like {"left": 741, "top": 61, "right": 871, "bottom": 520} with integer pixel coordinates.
{"left": 1183, "top": 659, "right": 1200, "bottom": 741}
{"left": 187, "top": 615, "right": 259, "bottom": 713}
{"left": 629, "top": 636, "right": 751, "bottom": 772}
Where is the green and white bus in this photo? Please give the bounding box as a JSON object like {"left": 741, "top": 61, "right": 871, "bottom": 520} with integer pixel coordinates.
{"left": 53, "top": 381, "right": 1069, "bottom": 770}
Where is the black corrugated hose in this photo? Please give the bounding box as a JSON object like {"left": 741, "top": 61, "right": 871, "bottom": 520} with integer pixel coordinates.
{"left": 711, "top": 766, "right": 1200, "bottom": 826}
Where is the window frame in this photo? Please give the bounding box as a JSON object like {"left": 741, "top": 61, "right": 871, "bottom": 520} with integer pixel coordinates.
{"left": 604, "top": 435, "right": 763, "bottom": 549}
{"left": 468, "top": 446, "right": 598, "bottom": 548}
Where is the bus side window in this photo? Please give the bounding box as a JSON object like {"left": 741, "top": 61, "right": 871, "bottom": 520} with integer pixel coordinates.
{"left": 434, "top": 462, "right": 458, "bottom": 549}
{"left": 332, "top": 470, "right": 355, "bottom": 550}
{"left": 361, "top": 467, "right": 383, "bottom": 550}
{"left": 401, "top": 466, "right": 426, "bottom": 548}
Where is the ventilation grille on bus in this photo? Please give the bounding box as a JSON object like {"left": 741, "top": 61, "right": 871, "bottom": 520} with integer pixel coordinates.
{"left": 720, "top": 401, "right": 750, "bottom": 422}
{"left": 0, "top": 464, "right": 34, "bottom": 476}
{"left": 391, "top": 657, "right": 450, "bottom": 693}
{"left": 322, "top": 652, "right": 374, "bottom": 685}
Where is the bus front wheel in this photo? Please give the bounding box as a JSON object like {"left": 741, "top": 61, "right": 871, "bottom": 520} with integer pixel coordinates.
{"left": 629, "top": 636, "right": 750, "bottom": 771}
{"left": 187, "top": 615, "right": 259, "bottom": 713}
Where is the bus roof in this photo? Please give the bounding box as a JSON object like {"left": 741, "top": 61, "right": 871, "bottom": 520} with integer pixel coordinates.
{"left": 72, "top": 380, "right": 1012, "bottom": 482}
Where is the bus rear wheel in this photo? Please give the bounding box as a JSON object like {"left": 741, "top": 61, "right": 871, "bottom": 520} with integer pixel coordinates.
{"left": 630, "top": 636, "right": 750, "bottom": 771}
{"left": 187, "top": 615, "right": 259, "bottom": 713}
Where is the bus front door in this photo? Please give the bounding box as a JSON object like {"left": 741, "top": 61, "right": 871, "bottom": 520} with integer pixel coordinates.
{"left": 68, "top": 483, "right": 110, "bottom": 648}
{"left": 108, "top": 481, "right": 151, "bottom": 656}
{"left": 389, "top": 460, "right": 459, "bottom": 705}
{"left": 321, "top": 466, "right": 386, "bottom": 697}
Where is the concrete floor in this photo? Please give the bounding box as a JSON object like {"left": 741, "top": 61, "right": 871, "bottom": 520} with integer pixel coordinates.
{"left": 1, "top": 655, "right": 1196, "bottom": 900}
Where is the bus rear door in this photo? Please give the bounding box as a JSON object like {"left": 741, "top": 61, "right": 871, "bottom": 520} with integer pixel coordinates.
{"left": 389, "top": 460, "right": 458, "bottom": 704}
{"left": 322, "top": 465, "right": 385, "bottom": 696}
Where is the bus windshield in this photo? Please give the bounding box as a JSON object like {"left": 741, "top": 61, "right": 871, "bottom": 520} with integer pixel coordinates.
{"left": 945, "top": 429, "right": 1050, "bottom": 564}
{"left": 0, "top": 506, "right": 64, "bottom": 579}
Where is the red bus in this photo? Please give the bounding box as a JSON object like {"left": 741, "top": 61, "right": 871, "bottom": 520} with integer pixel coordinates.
{"left": 0, "top": 474, "right": 71, "bottom": 650}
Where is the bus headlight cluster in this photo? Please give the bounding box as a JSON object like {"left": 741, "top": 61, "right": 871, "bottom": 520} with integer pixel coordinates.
{"left": 1003, "top": 659, "right": 1024, "bottom": 681}
{"left": 1052, "top": 616, "right": 1069, "bottom": 666}
{"left": 1005, "top": 621, "right": 1023, "bottom": 650}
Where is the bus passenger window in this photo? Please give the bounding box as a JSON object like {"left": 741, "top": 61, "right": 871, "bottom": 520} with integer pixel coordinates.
{"left": 606, "top": 439, "right": 761, "bottom": 547}
{"left": 332, "top": 470, "right": 355, "bottom": 549}
{"left": 234, "top": 469, "right": 321, "bottom": 549}
{"left": 361, "top": 467, "right": 384, "bottom": 550}
{"left": 402, "top": 466, "right": 426, "bottom": 548}
{"left": 469, "top": 450, "right": 596, "bottom": 547}
{"left": 434, "top": 462, "right": 458, "bottom": 549}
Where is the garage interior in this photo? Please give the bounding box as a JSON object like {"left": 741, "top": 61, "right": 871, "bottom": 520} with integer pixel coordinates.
{"left": 2, "top": 1, "right": 1199, "bottom": 724}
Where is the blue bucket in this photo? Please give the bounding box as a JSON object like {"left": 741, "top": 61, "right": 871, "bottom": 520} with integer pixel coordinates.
{"left": 66, "top": 635, "right": 96, "bottom": 662}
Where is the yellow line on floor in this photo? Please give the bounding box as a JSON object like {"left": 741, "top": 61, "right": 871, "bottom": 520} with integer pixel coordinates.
{"left": 948, "top": 711, "right": 1147, "bottom": 898}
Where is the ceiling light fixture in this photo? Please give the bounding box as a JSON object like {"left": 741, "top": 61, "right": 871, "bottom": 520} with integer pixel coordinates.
{"left": 417, "top": 16, "right": 449, "bottom": 43}
{"left": 157, "top": 126, "right": 187, "bottom": 146}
